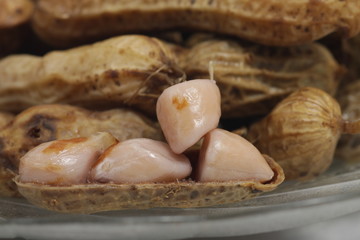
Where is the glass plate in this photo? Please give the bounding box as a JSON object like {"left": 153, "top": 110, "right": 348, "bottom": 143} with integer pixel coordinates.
{"left": 1, "top": 158, "right": 360, "bottom": 240}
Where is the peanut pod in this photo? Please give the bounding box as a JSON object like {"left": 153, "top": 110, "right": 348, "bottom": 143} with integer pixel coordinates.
{"left": 0, "top": 35, "right": 184, "bottom": 115}
{"left": 181, "top": 37, "right": 342, "bottom": 118}
{"left": 32, "top": 0, "right": 360, "bottom": 47}
{"left": 246, "top": 87, "right": 360, "bottom": 180}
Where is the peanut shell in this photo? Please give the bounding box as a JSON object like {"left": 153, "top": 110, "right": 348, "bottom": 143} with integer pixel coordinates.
{"left": 0, "top": 112, "right": 13, "bottom": 130}
{"left": 246, "top": 87, "right": 343, "bottom": 180}
{"left": 32, "top": 0, "right": 360, "bottom": 47}
{"left": 15, "top": 155, "right": 284, "bottom": 213}
{"left": 0, "top": 35, "right": 184, "bottom": 116}
{"left": 181, "top": 38, "right": 342, "bottom": 118}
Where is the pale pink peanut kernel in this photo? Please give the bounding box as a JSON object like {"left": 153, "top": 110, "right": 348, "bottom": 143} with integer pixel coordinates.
{"left": 156, "top": 79, "right": 221, "bottom": 154}
{"left": 197, "top": 129, "right": 274, "bottom": 183}
{"left": 90, "top": 138, "right": 192, "bottom": 184}
{"left": 19, "top": 132, "right": 117, "bottom": 185}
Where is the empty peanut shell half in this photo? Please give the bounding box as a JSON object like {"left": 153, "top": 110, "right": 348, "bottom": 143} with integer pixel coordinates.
{"left": 15, "top": 155, "right": 284, "bottom": 213}
{"left": 32, "top": 0, "right": 360, "bottom": 47}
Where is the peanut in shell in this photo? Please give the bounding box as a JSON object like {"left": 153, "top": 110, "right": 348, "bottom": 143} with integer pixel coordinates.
{"left": 0, "top": 35, "right": 184, "bottom": 116}
{"left": 32, "top": 0, "right": 360, "bottom": 47}
{"left": 181, "top": 38, "right": 342, "bottom": 118}
{"left": 246, "top": 87, "right": 360, "bottom": 180}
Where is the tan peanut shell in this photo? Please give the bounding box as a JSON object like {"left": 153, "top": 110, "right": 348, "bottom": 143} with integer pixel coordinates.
{"left": 0, "top": 112, "right": 13, "bottom": 130}
{"left": 0, "top": 0, "right": 34, "bottom": 56}
{"left": 15, "top": 155, "right": 284, "bottom": 213}
{"left": 32, "top": 0, "right": 360, "bottom": 47}
{"left": 0, "top": 104, "right": 163, "bottom": 197}
{"left": 181, "top": 38, "right": 342, "bottom": 118}
{"left": 0, "top": 35, "right": 184, "bottom": 115}
{"left": 246, "top": 87, "right": 344, "bottom": 180}
{"left": 0, "top": 167, "right": 19, "bottom": 197}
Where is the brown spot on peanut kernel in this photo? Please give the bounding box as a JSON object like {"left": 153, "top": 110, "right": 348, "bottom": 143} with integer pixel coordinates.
{"left": 42, "top": 137, "right": 87, "bottom": 154}
{"left": 172, "top": 96, "right": 188, "bottom": 110}
{"left": 92, "top": 142, "right": 119, "bottom": 168}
